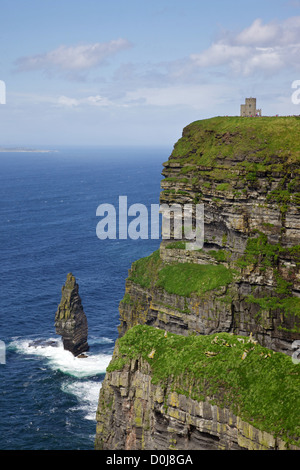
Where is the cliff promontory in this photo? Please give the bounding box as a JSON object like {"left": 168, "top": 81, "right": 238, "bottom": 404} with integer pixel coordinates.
{"left": 95, "top": 116, "right": 300, "bottom": 450}
{"left": 96, "top": 325, "right": 299, "bottom": 450}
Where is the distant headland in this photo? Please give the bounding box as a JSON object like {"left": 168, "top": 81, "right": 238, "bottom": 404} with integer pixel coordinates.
{"left": 0, "top": 147, "right": 58, "bottom": 153}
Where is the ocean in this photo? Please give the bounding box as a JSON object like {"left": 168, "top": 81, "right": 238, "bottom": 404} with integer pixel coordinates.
{"left": 0, "top": 146, "right": 166, "bottom": 450}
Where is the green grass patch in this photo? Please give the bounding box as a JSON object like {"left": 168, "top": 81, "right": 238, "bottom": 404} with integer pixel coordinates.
{"left": 180, "top": 165, "right": 197, "bottom": 174}
{"left": 156, "top": 263, "right": 234, "bottom": 297}
{"left": 208, "top": 249, "right": 231, "bottom": 262}
{"left": 236, "top": 232, "right": 283, "bottom": 270}
{"left": 216, "top": 183, "right": 231, "bottom": 191}
{"left": 171, "top": 116, "right": 300, "bottom": 166}
{"left": 128, "top": 250, "right": 234, "bottom": 297}
{"left": 120, "top": 293, "right": 134, "bottom": 305}
{"left": 165, "top": 241, "right": 186, "bottom": 250}
{"left": 246, "top": 295, "right": 300, "bottom": 325}
{"left": 129, "top": 250, "right": 161, "bottom": 289}
{"left": 108, "top": 324, "right": 300, "bottom": 446}
{"left": 237, "top": 232, "right": 300, "bottom": 323}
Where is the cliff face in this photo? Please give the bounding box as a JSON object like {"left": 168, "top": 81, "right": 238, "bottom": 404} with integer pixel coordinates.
{"left": 95, "top": 117, "right": 300, "bottom": 450}
{"left": 55, "top": 273, "right": 89, "bottom": 357}
{"left": 119, "top": 117, "right": 300, "bottom": 354}
{"left": 96, "top": 325, "right": 300, "bottom": 450}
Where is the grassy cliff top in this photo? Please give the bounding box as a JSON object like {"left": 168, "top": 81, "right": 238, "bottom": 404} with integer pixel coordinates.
{"left": 168, "top": 116, "right": 300, "bottom": 168}
{"left": 127, "top": 249, "right": 235, "bottom": 297}
{"left": 108, "top": 324, "right": 300, "bottom": 446}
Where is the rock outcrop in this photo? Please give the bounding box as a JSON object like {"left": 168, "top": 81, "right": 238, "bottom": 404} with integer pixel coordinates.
{"left": 95, "top": 116, "right": 300, "bottom": 450}
{"left": 55, "top": 273, "right": 89, "bottom": 357}
{"left": 95, "top": 325, "right": 300, "bottom": 450}
{"left": 119, "top": 117, "right": 300, "bottom": 354}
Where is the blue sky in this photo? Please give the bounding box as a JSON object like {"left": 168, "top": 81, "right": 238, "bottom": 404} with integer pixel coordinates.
{"left": 1, "top": 0, "right": 300, "bottom": 147}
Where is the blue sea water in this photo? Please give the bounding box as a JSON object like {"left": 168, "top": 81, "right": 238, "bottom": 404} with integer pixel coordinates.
{"left": 0, "top": 146, "right": 167, "bottom": 450}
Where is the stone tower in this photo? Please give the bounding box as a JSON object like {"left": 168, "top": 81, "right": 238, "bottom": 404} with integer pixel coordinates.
{"left": 240, "top": 97, "right": 261, "bottom": 117}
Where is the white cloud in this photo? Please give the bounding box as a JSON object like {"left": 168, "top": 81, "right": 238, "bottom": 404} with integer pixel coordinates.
{"left": 55, "top": 94, "right": 119, "bottom": 108}
{"left": 123, "top": 84, "right": 234, "bottom": 110}
{"left": 57, "top": 95, "right": 79, "bottom": 107}
{"left": 8, "top": 91, "right": 116, "bottom": 109}
{"left": 15, "top": 39, "right": 132, "bottom": 77}
{"left": 236, "top": 18, "right": 279, "bottom": 46}
{"left": 85, "top": 95, "right": 112, "bottom": 106}
{"left": 190, "top": 16, "right": 300, "bottom": 76}
{"left": 190, "top": 43, "right": 249, "bottom": 68}
{"left": 34, "top": 85, "right": 234, "bottom": 112}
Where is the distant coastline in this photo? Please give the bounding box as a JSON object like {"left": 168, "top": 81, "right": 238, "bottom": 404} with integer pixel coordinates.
{"left": 0, "top": 147, "right": 58, "bottom": 153}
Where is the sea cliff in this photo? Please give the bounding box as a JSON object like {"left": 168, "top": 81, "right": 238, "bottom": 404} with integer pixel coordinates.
{"left": 95, "top": 116, "right": 300, "bottom": 450}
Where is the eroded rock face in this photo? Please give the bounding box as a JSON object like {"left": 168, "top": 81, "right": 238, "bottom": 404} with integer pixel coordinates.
{"left": 118, "top": 117, "right": 300, "bottom": 355}
{"left": 95, "top": 352, "right": 299, "bottom": 451}
{"left": 55, "top": 273, "right": 89, "bottom": 356}
{"left": 95, "top": 117, "right": 300, "bottom": 450}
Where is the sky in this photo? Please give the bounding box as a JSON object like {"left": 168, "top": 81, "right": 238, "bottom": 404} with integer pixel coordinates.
{"left": 1, "top": 0, "right": 300, "bottom": 147}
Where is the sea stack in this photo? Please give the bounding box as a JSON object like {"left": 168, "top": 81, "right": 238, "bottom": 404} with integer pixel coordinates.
{"left": 55, "top": 273, "right": 89, "bottom": 357}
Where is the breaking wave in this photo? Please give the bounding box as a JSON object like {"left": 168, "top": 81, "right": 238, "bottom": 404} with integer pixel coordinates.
{"left": 9, "top": 336, "right": 113, "bottom": 378}
{"left": 61, "top": 380, "right": 102, "bottom": 421}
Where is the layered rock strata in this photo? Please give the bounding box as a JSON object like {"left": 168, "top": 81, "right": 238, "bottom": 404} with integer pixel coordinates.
{"left": 95, "top": 116, "right": 300, "bottom": 450}
{"left": 95, "top": 325, "right": 300, "bottom": 450}
{"left": 55, "top": 273, "right": 89, "bottom": 356}
{"left": 119, "top": 117, "right": 300, "bottom": 355}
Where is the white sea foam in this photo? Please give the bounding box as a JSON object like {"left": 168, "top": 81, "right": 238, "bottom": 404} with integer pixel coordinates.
{"left": 9, "top": 337, "right": 112, "bottom": 378}
{"left": 88, "top": 336, "right": 114, "bottom": 346}
{"left": 61, "top": 380, "right": 102, "bottom": 421}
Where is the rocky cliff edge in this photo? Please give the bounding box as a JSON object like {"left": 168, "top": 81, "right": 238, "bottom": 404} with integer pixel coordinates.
{"left": 95, "top": 117, "right": 300, "bottom": 450}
